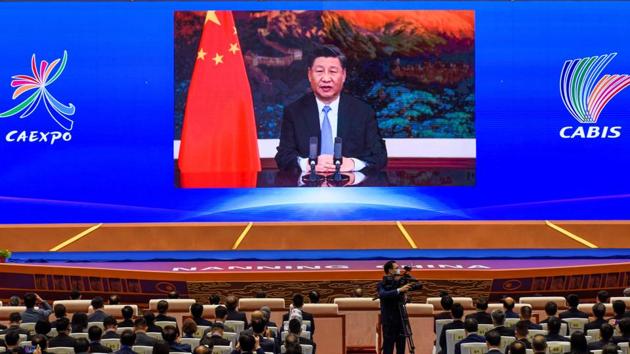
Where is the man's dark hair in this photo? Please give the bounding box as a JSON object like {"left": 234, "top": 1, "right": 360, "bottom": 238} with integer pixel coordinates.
{"left": 602, "top": 343, "right": 620, "bottom": 354}
{"left": 4, "top": 330, "right": 20, "bottom": 346}
{"left": 35, "top": 320, "right": 51, "bottom": 335}
{"left": 292, "top": 294, "right": 304, "bottom": 308}
{"left": 464, "top": 318, "right": 478, "bottom": 333}
{"left": 515, "top": 320, "right": 529, "bottom": 337}
{"left": 31, "top": 334, "right": 48, "bottom": 350}
{"left": 190, "top": 303, "right": 204, "bottom": 318}
{"left": 225, "top": 296, "right": 237, "bottom": 311}
{"left": 593, "top": 302, "right": 606, "bottom": 319}
{"left": 215, "top": 305, "right": 228, "bottom": 319}
{"left": 308, "top": 44, "right": 347, "bottom": 70}
{"left": 569, "top": 331, "right": 587, "bottom": 351}
{"left": 24, "top": 293, "right": 37, "bottom": 308}
{"left": 566, "top": 293, "right": 580, "bottom": 308}
{"left": 9, "top": 312, "right": 21, "bottom": 323}
{"left": 285, "top": 344, "right": 302, "bottom": 354}
{"left": 547, "top": 316, "right": 561, "bottom": 335}
{"left": 309, "top": 291, "right": 320, "bottom": 304}
{"left": 161, "top": 325, "right": 178, "bottom": 343}
{"left": 288, "top": 319, "right": 301, "bottom": 334}
{"left": 54, "top": 304, "right": 67, "bottom": 318}
{"left": 597, "top": 290, "right": 610, "bottom": 303}
{"left": 255, "top": 291, "right": 266, "bottom": 298}
{"left": 509, "top": 340, "right": 527, "bottom": 354}
{"left": 441, "top": 295, "right": 454, "bottom": 311}
{"left": 71, "top": 312, "right": 88, "bottom": 333}
{"left": 9, "top": 296, "right": 20, "bottom": 306}
{"left": 485, "top": 330, "right": 501, "bottom": 346}
{"left": 613, "top": 299, "right": 626, "bottom": 315}
{"left": 600, "top": 323, "right": 614, "bottom": 341}
{"left": 157, "top": 300, "right": 169, "bottom": 314}
{"left": 153, "top": 341, "right": 170, "bottom": 354}
{"left": 208, "top": 295, "right": 220, "bottom": 305}
{"left": 121, "top": 305, "right": 134, "bottom": 320}
{"left": 74, "top": 337, "right": 90, "bottom": 353}
{"left": 88, "top": 325, "right": 103, "bottom": 341}
{"left": 383, "top": 260, "right": 396, "bottom": 274}
{"left": 193, "top": 345, "right": 211, "bottom": 354}
{"left": 238, "top": 334, "right": 255, "bottom": 351}
{"left": 91, "top": 296, "right": 104, "bottom": 309}
{"left": 451, "top": 303, "right": 464, "bottom": 319}
{"left": 103, "top": 316, "right": 117, "bottom": 329}
{"left": 491, "top": 310, "right": 505, "bottom": 325}
{"left": 520, "top": 305, "right": 533, "bottom": 319}
{"left": 251, "top": 318, "right": 265, "bottom": 334}
{"left": 143, "top": 310, "right": 156, "bottom": 325}
{"left": 532, "top": 334, "right": 547, "bottom": 352}
{"left": 544, "top": 301, "right": 558, "bottom": 316}
{"left": 120, "top": 329, "right": 136, "bottom": 346}
{"left": 619, "top": 317, "right": 630, "bottom": 336}
{"left": 168, "top": 291, "right": 179, "bottom": 299}
{"left": 134, "top": 318, "right": 147, "bottom": 329}
{"left": 70, "top": 289, "right": 81, "bottom": 300}
{"left": 109, "top": 294, "right": 120, "bottom": 305}
{"left": 475, "top": 297, "right": 488, "bottom": 311}
{"left": 56, "top": 317, "right": 70, "bottom": 332}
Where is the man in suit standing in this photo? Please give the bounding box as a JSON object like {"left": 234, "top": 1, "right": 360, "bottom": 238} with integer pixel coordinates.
{"left": 275, "top": 45, "right": 387, "bottom": 172}
{"left": 378, "top": 260, "right": 413, "bottom": 354}
{"left": 454, "top": 318, "right": 485, "bottom": 354}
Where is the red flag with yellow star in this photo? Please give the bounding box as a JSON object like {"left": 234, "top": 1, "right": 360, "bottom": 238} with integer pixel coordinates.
{"left": 178, "top": 11, "right": 261, "bottom": 187}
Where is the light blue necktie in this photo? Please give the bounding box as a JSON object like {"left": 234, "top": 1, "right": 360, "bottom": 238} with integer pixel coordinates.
{"left": 321, "top": 105, "right": 333, "bottom": 155}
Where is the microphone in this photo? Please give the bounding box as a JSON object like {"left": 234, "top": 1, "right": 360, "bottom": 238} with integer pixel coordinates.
{"left": 333, "top": 137, "right": 343, "bottom": 167}
{"left": 309, "top": 136, "right": 318, "bottom": 167}
{"left": 302, "top": 136, "right": 324, "bottom": 185}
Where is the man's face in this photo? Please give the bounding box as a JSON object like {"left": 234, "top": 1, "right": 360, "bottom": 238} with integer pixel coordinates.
{"left": 389, "top": 262, "right": 400, "bottom": 276}
{"left": 308, "top": 56, "right": 346, "bottom": 103}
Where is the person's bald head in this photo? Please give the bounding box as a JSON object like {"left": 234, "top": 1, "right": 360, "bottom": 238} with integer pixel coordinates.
{"left": 532, "top": 334, "right": 547, "bottom": 353}
{"left": 250, "top": 310, "right": 264, "bottom": 322}
{"left": 508, "top": 340, "right": 527, "bottom": 354}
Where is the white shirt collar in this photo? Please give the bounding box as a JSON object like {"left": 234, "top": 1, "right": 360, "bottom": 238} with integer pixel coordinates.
{"left": 315, "top": 95, "right": 341, "bottom": 114}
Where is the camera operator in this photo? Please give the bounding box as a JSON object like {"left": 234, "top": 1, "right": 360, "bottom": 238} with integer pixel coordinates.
{"left": 378, "top": 260, "right": 415, "bottom": 354}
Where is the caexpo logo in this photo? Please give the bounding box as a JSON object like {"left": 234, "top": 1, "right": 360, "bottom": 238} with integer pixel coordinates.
{"left": 559, "top": 53, "right": 629, "bottom": 139}
{"left": 0, "top": 50, "right": 75, "bottom": 144}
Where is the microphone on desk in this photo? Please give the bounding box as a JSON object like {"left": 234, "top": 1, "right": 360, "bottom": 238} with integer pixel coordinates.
{"left": 328, "top": 137, "right": 349, "bottom": 184}
{"left": 302, "top": 136, "right": 324, "bottom": 185}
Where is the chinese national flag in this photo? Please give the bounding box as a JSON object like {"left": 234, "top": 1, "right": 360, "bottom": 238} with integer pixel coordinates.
{"left": 178, "top": 11, "right": 261, "bottom": 188}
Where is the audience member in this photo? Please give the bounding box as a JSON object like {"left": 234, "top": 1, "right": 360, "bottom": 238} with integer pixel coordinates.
{"left": 208, "top": 295, "right": 221, "bottom": 305}
{"left": 439, "top": 303, "right": 465, "bottom": 353}
{"left": 71, "top": 312, "right": 88, "bottom": 333}
{"left": 193, "top": 345, "right": 211, "bottom": 354}
{"left": 484, "top": 330, "right": 502, "bottom": 354}
{"left": 507, "top": 321, "right": 532, "bottom": 351}
{"left": 200, "top": 322, "right": 231, "bottom": 347}
{"left": 491, "top": 310, "right": 514, "bottom": 336}
{"left": 602, "top": 343, "right": 622, "bottom": 354}
{"left": 545, "top": 316, "right": 569, "bottom": 342}
{"left": 181, "top": 318, "right": 197, "bottom": 338}
{"left": 51, "top": 304, "right": 67, "bottom": 329}
{"left": 519, "top": 306, "right": 542, "bottom": 330}
{"left": 49, "top": 317, "right": 77, "bottom": 348}
{"left": 435, "top": 295, "right": 454, "bottom": 320}
{"left": 9, "top": 296, "right": 20, "bottom": 307}
{"left": 255, "top": 291, "right": 267, "bottom": 298}
{"left": 21, "top": 293, "right": 52, "bottom": 323}
{"left": 102, "top": 316, "right": 120, "bottom": 339}
{"left": 611, "top": 300, "right": 627, "bottom": 323}
{"left": 167, "top": 291, "right": 179, "bottom": 299}
{"left": 152, "top": 341, "right": 170, "bottom": 354}
{"left": 283, "top": 294, "right": 315, "bottom": 334}
{"left": 285, "top": 319, "right": 315, "bottom": 354}
{"left": 88, "top": 326, "right": 113, "bottom": 353}
{"left": 109, "top": 295, "right": 120, "bottom": 305}
{"left": 508, "top": 340, "right": 527, "bottom": 354}
{"left": 559, "top": 294, "right": 589, "bottom": 319}
{"left": 612, "top": 317, "right": 630, "bottom": 344}
{"left": 213, "top": 305, "right": 235, "bottom": 332}
{"left": 597, "top": 290, "right": 610, "bottom": 303}
{"left": 249, "top": 318, "right": 276, "bottom": 353}
{"left": 623, "top": 288, "right": 630, "bottom": 297}
{"left": 190, "top": 303, "right": 212, "bottom": 326}
{"left": 0, "top": 313, "right": 30, "bottom": 337}
{"left": 70, "top": 289, "right": 81, "bottom": 300}
{"left": 308, "top": 291, "right": 320, "bottom": 304}
{"left": 532, "top": 334, "right": 547, "bottom": 354}
{"left": 585, "top": 303, "right": 608, "bottom": 331}
{"left": 87, "top": 297, "right": 107, "bottom": 322}
{"left": 114, "top": 330, "right": 136, "bottom": 354}
{"left": 454, "top": 318, "right": 484, "bottom": 354}
{"left": 260, "top": 306, "right": 277, "bottom": 328}
{"left": 118, "top": 306, "right": 135, "bottom": 328}
{"left": 3, "top": 330, "right": 23, "bottom": 354}
{"left": 351, "top": 288, "right": 363, "bottom": 298}
{"left": 225, "top": 296, "right": 248, "bottom": 328}
{"left": 155, "top": 300, "right": 177, "bottom": 323}
{"left": 465, "top": 297, "right": 492, "bottom": 324}
{"left": 35, "top": 320, "right": 52, "bottom": 338}
{"left": 143, "top": 311, "right": 162, "bottom": 333}
{"left": 502, "top": 297, "right": 519, "bottom": 319}
{"left": 133, "top": 318, "right": 158, "bottom": 347}
{"left": 540, "top": 301, "right": 560, "bottom": 324}
{"left": 233, "top": 333, "right": 264, "bottom": 354}
{"left": 569, "top": 331, "right": 589, "bottom": 354}
{"left": 162, "top": 325, "right": 190, "bottom": 353}
{"left": 31, "top": 334, "right": 50, "bottom": 354}
{"left": 74, "top": 337, "right": 90, "bottom": 354}
{"left": 588, "top": 323, "right": 615, "bottom": 350}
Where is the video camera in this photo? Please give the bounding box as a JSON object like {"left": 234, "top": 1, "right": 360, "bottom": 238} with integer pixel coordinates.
{"left": 382, "top": 265, "right": 423, "bottom": 292}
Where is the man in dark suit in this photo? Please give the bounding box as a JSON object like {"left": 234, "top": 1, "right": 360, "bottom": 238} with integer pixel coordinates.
{"left": 465, "top": 297, "right": 492, "bottom": 325}
{"left": 544, "top": 317, "right": 569, "bottom": 342}
{"left": 378, "top": 260, "right": 413, "bottom": 354}
{"left": 0, "top": 313, "right": 31, "bottom": 338}
{"left": 439, "top": 303, "right": 466, "bottom": 354}
{"left": 506, "top": 321, "right": 532, "bottom": 353}
{"left": 142, "top": 311, "right": 162, "bottom": 333}
{"left": 225, "top": 296, "right": 248, "bottom": 329}
{"left": 589, "top": 323, "right": 616, "bottom": 350}
{"left": 283, "top": 319, "right": 316, "bottom": 354}
{"left": 485, "top": 330, "right": 503, "bottom": 354}
{"left": 49, "top": 318, "right": 77, "bottom": 348}
{"left": 190, "top": 303, "right": 212, "bottom": 326}
{"left": 532, "top": 335, "right": 547, "bottom": 354}
{"left": 435, "top": 295, "right": 454, "bottom": 320}
{"left": 200, "top": 322, "right": 231, "bottom": 348}
{"left": 88, "top": 326, "right": 113, "bottom": 353}
{"left": 502, "top": 297, "right": 519, "bottom": 319}
{"left": 491, "top": 310, "right": 514, "bottom": 337}
{"left": 101, "top": 316, "right": 120, "bottom": 339}
{"left": 275, "top": 45, "right": 387, "bottom": 172}
{"left": 585, "top": 303, "right": 608, "bottom": 331}
{"left": 282, "top": 294, "right": 315, "bottom": 335}
{"left": 74, "top": 338, "right": 91, "bottom": 354}
{"left": 454, "top": 318, "right": 485, "bottom": 354}
{"left": 519, "top": 306, "right": 542, "bottom": 330}
{"left": 87, "top": 297, "right": 107, "bottom": 323}
{"left": 113, "top": 330, "right": 137, "bottom": 354}
{"left": 132, "top": 318, "right": 157, "bottom": 347}
{"left": 117, "top": 306, "right": 135, "bottom": 328}
{"left": 155, "top": 300, "right": 177, "bottom": 323}
{"left": 612, "top": 317, "right": 630, "bottom": 344}
{"left": 559, "top": 294, "right": 589, "bottom": 319}
{"left": 162, "top": 325, "right": 191, "bottom": 353}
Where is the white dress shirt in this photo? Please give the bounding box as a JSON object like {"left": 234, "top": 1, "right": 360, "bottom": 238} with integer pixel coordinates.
{"left": 297, "top": 96, "right": 367, "bottom": 171}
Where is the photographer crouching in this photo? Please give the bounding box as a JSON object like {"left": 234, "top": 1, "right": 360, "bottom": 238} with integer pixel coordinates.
{"left": 378, "top": 260, "right": 423, "bottom": 354}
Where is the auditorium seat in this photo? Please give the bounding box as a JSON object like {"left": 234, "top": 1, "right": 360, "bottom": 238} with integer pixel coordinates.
{"left": 435, "top": 318, "right": 453, "bottom": 353}
{"left": 88, "top": 304, "right": 139, "bottom": 318}
{"left": 610, "top": 297, "right": 630, "bottom": 306}
{"left": 116, "top": 327, "right": 133, "bottom": 334}
{"left": 100, "top": 338, "right": 121, "bottom": 351}
{"left": 132, "top": 346, "right": 153, "bottom": 354}
{"left": 477, "top": 324, "right": 494, "bottom": 335}
{"left": 518, "top": 296, "right": 567, "bottom": 309}
{"left": 487, "top": 303, "right": 533, "bottom": 313}
{"left": 148, "top": 299, "right": 196, "bottom": 312}
{"left": 334, "top": 297, "right": 380, "bottom": 350}
{"left": 47, "top": 347, "right": 75, "bottom": 354}
{"left": 578, "top": 303, "right": 614, "bottom": 317}
{"left": 19, "top": 341, "right": 31, "bottom": 348}
{"left": 564, "top": 317, "right": 589, "bottom": 335}
{"left": 70, "top": 333, "right": 89, "bottom": 339}
{"left": 302, "top": 303, "right": 344, "bottom": 354}
{"left": 540, "top": 322, "right": 569, "bottom": 336}
{"left": 586, "top": 328, "right": 600, "bottom": 342}
{"left": 546, "top": 341, "right": 570, "bottom": 353}
{"left": 19, "top": 322, "right": 36, "bottom": 335}
{"left": 224, "top": 320, "right": 245, "bottom": 334}
{"left": 504, "top": 318, "right": 520, "bottom": 328}
{"left": 0, "top": 306, "right": 27, "bottom": 320}
{"left": 526, "top": 329, "right": 547, "bottom": 341}
{"left": 147, "top": 332, "right": 163, "bottom": 340}
{"left": 212, "top": 346, "right": 233, "bottom": 354}
{"left": 460, "top": 342, "right": 487, "bottom": 354}
{"left": 426, "top": 297, "right": 474, "bottom": 310}
{"left": 53, "top": 300, "right": 92, "bottom": 313}
{"left": 238, "top": 298, "right": 285, "bottom": 326}
{"left": 201, "top": 305, "right": 218, "bottom": 318}
{"left": 180, "top": 337, "right": 200, "bottom": 347}
{"left": 88, "top": 322, "right": 104, "bottom": 330}
{"left": 222, "top": 332, "right": 237, "bottom": 346}
{"left": 500, "top": 336, "right": 516, "bottom": 350}
{"left": 194, "top": 325, "right": 209, "bottom": 338}
{"left": 155, "top": 321, "right": 177, "bottom": 328}
{"left": 445, "top": 329, "right": 466, "bottom": 354}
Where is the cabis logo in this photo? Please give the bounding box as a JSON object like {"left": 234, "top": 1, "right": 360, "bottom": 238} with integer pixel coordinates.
{"left": 0, "top": 50, "right": 75, "bottom": 144}
{"left": 559, "top": 53, "right": 630, "bottom": 139}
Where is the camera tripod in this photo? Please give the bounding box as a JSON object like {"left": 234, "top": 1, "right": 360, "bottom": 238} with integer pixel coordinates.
{"left": 398, "top": 296, "right": 416, "bottom": 354}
